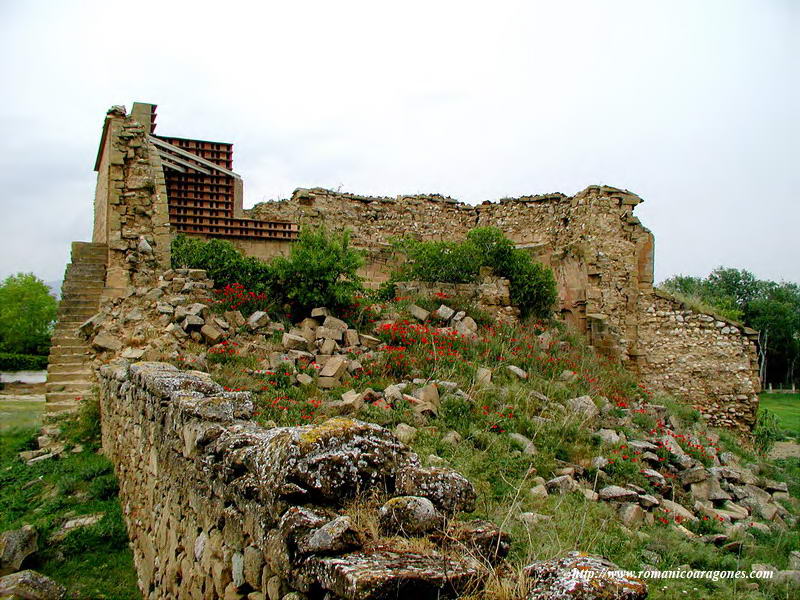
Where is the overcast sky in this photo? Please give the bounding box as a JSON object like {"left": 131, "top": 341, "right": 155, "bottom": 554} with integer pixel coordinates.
{"left": 1, "top": 0, "right": 797, "bottom": 286}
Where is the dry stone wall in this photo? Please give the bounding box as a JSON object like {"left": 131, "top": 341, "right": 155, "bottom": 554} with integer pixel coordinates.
{"left": 636, "top": 290, "right": 760, "bottom": 430}
{"left": 99, "top": 361, "right": 500, "bottom": 600}
{"left": 395, "top": 270, "right": 520, "bottom": 323}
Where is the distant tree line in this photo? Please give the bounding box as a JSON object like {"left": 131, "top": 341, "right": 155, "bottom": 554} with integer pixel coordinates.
{"left": 661, "top": 268, "right": 800, "bottom": 388}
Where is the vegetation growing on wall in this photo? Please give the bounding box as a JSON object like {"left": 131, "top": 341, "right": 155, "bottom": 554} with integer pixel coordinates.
{"left": 392, "top": 227, "right": 558, "bottom": 319}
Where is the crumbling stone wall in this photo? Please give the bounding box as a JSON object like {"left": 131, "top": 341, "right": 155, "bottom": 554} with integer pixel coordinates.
{"left": 85, "top": 105, "right": 760, "bottom": 429}
{"left": 636, "top": 290, "right": 760, "bottom": 430}
{"left": 92, "top": 106, "right": 172, "bottom": 293}
{"left": 98, "top": 361, "right": 492, "bottom": 600}
{"left": 248, "top": 186, "right": 758, "bottom": 428}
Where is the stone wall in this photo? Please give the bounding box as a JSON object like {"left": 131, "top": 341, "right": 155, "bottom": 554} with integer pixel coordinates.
{"left": 636, "top": 290, "right": 760, "bottom": 430}
{"left": 247, "top": 185, "right": 758, "bottom": 428}
{"left": 99, "top": 361, "right": 498, "bottom": 600}
{"left": 92, "top": 106, "right": 172, "bottom": 293}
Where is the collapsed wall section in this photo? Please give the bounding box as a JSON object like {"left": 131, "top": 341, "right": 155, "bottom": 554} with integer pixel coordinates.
{"left": 636, "top": 290, "right": 760, "bottom": 431}
{"left": 99, "top": 361, "right": 493, "bottom": 600}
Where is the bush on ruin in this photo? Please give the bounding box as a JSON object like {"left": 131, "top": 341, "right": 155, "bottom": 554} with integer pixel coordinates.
{"left": 393, "top": 227, "right": 557, "bottom": 319}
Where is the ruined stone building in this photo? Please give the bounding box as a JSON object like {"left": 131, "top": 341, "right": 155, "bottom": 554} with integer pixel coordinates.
{"left": 47, "top": 102, "right": 760, "bottom": 430}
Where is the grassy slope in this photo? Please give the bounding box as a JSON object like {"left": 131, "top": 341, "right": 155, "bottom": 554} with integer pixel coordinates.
{"left": 0, "top": 427, "right": 138, "bottom": 599}
{"left": 204, "top": 294, "right": 800, "bottom": 600}
{"left": 760, "top": 393, "right": 800, "bottom": 437}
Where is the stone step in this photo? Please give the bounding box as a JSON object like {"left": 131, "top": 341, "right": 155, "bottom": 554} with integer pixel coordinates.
{"left": 58, "top": 299, "right": 100, "bottom": 308}
{"left": 48, "top": 340, "right": 86, "bottom": 349}
{"left": 61, "top": 286, "right": 104, "bottom": 295}
{"left": 63, "top": 272, "right": 105, "bottom": 279}
{"left": 48, "top": 346, "right": 89, "bottom": 356}
{"left": 47, "top": 357, "right": 89, "bottom": 367}
{"left": 44, "top": 398, "right": 82, "bottom": 414}
{"left": 47, "top": 364, "right": 92, "bottom": 376}
{"left": 65, "top": 266, "right": 106, "bottom": 275}
{"left": 59, "top": 292, "right": 103, "bottom": 299}
{"left": 63, "top": 270, "right": 106, "bottom": 279}
{"left": 46, "top": 381, "right": 93, "bottom": 393}
{"left": 50, "top": 336, "right": 82, "bottom": 345}
{"left": 57, "top": 312, "right": 97, "bottom": 321}
{"left": 47, "top": 372, "right": 92, "bottom": 383}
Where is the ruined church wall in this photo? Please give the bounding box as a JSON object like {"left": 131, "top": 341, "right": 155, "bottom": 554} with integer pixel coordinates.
{"left": 246, "top": 186, "right": 758, "bottom": 428}
{"left": 636, "top": 290, "right": 761, "bottom": 431}
{"left": 94, "top": 107, "right": 172, "bottom": 294}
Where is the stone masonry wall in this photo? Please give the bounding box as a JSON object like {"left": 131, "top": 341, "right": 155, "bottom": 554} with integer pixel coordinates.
{"left": 636, "top": 290, "right": 760, "bottom": 430}
{"left": 99, "top": 361, "right": 494, "bottom": 600}
{"left": 247, "top": 185, "right": 758, "bottom": 428}
{"left": 93, "top": 106, "right": 172, "bottom": 293}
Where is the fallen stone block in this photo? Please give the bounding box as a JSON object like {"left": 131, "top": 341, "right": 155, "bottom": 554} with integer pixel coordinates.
{"left": 0, "top": 570, "right": 66, "bottom": 600}
{"left": 523, "top": 551, "right": 647, "bottom": 600}
{"left": 379, "top": 496, "right": 445, "bottom": 536}
{"left": 0, "top": 525, "right": 38, "bottom": 576}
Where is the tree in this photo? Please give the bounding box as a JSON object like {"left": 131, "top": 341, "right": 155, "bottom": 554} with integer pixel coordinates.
{"left": 0, "top": 273, "right": 58, "bottom": 355}
{"left": 749, "top": 283, "right": 800, "bottom": 386}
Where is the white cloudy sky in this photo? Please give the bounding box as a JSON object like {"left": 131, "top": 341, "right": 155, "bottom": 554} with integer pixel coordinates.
{"left": 1, "top": 0, "right": 797, "bottom": 285}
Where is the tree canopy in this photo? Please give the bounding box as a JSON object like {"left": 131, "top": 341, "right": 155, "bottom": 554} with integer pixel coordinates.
{"left": 0, "top": 273, "right": 58, "bottom": 356}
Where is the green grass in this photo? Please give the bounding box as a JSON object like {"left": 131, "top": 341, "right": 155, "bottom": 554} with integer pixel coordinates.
{"left": 0, "top": 397, "right": 44, "bottom": 430}
{"left": 0, "top": 427, "right": 138, "bottom": 599}
{"left": 760, "top": 393, "right": 800, "bottom": 437}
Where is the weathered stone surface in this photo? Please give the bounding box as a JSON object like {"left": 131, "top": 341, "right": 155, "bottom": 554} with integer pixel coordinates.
{"left": 545, "top": 475, "right": 579, "bottom": 495}
{"left": 92, "top": 333, "right": 122, "bottom": 352}
{"left": 506, "top": 365, "right": 528, "bottom": 380}
{"left": 298, "top": 516, "right": 361, "bottom": 555}
{"left": 0, "top": 570, "right": 66, "bottom": 600}
{"left": 379, "top": 496, "right": 445, "bottom": 536}
{"left": 310, "top": 550, "right": 482, "bottom": 600}
{"left": 394, "top": 423, "right": 417, "bottom": 444}
{"left": 598, "top": 486, "right": 638, "bottom": 502}
{"left": 659, "top": 499, "right": 697, "bottom": 522}
{"left": 566, "top": 395, "right": 599, "bottom": 419}
{"left": 523, "top": 551, "right": 647, "bottom": 600}
{"left": 247, "top": 311, "right": 271, "bottom": 330}
{"left": 408, "top": 304, "right": 430, "bottom": 322}
{"left": 0, "top": 525, "right": 37, "bottom": 576}
{"left": 395, "top": 465, "right": 477, "bottom": 515}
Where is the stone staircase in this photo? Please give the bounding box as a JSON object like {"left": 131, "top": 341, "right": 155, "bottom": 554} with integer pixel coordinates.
{"left": 45, "top": 242, "right": 107, "bottom": 415}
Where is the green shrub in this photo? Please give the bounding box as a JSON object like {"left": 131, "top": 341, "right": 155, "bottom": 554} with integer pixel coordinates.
{"left": 172, "top": 227, "right": 364, "bottom": 318}
{"left": 269, "top": 226, "right": 364, "bottom": 315}
{"left": 392, "top": 227, "right": 557, "bottom": 319}
{"left": 0, "top": 353, "right": 48, "bottom": 370}
{"left": 171, "top": 235, "right": 274, "bottom": 293}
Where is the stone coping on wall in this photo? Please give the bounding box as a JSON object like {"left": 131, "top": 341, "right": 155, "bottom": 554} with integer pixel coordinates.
{"left": 651, "top": 288, "right": 758, "bottom": 338}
